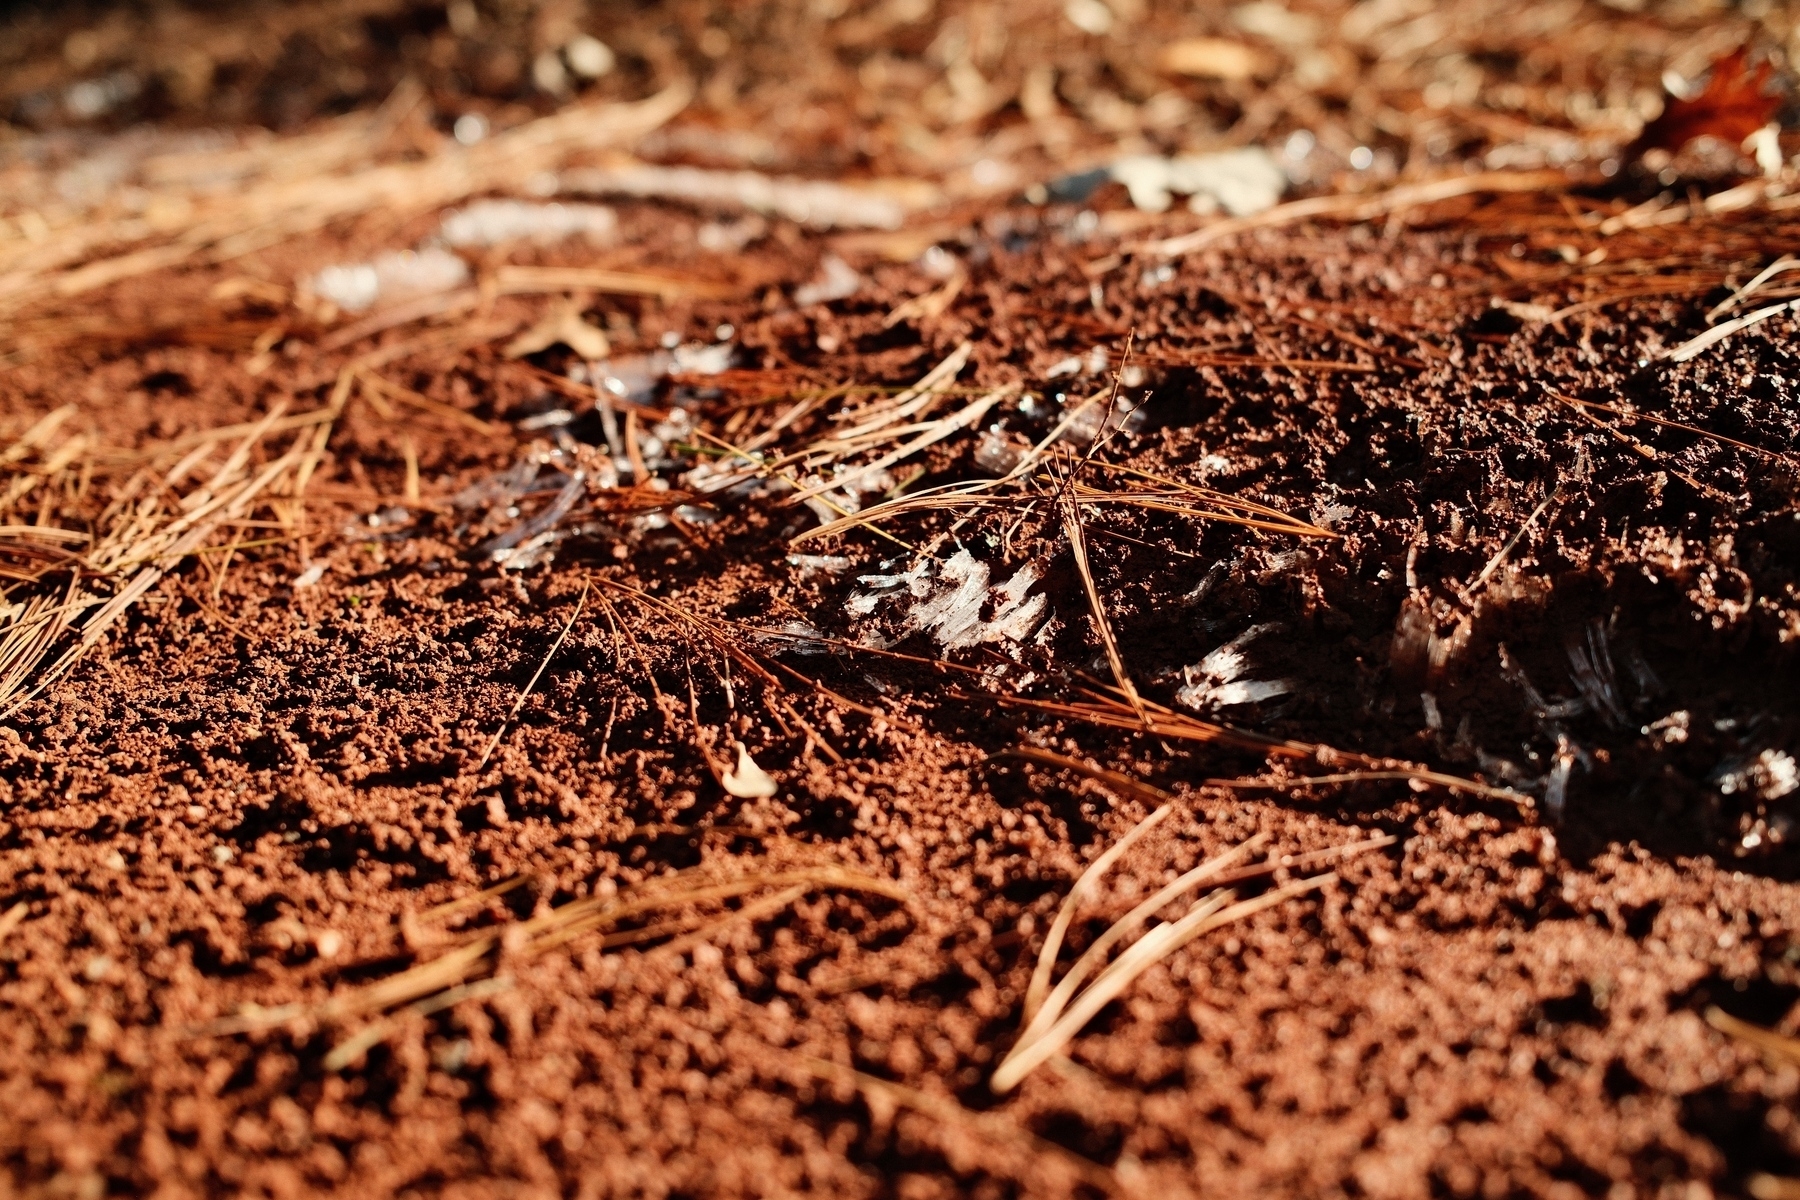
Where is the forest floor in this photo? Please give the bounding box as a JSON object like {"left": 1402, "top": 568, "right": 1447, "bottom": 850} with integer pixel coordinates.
{"left": 5, "top": 2, "right": 1800, "bottom": 1198}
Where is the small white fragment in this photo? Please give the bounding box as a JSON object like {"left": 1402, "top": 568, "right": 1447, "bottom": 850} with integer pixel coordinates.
{"left": 671, "top": 341, "right": 734, "bottom": 374}
{"left": 1112, "top": 155, "right": 1179, "bottom": 214}
{"left": 1747, "top": 123, "right": 1784, "bottom": 177}
{"left": 1110, "top": 148, "right": 1286, "bottom": 217}
{"left": 1421, "top": 692, "right": 1443, "bottom": 731}
{"left": 848, "top": 560, "right": 933, "bottom": 616}
{"left": 516, "top": 408, "right": 573, "bottom": 431}
{"left": 212, "top": 845, "right": 235, "bottom": 865}
{"left": 851, "top": 551, "right": 1047, "bottom": 650}
{"left": 308, "top": 262, "right": 378, "bottom": 313}
{"left": 1311, "top": 502, "right": 1355, "bottom": 529}
{"left": 1717, "top": 749, "right": 1800, "bottom": 801}
{"left": 65, "top": 72, "right": 140, "bottom": 120}
{"left": 787, "top": 554, "right": 853, "bottom": 577}
{"left": 83, "top": 955, "right": 115, "bottom": 983}
{"left": 1766, "top": 751, "right": 1800, "bottom": 799}
{"left": 1064, "top": 0, "right": 1114, "bottom": 34}
{"left": 452, "top": 113, "right": 488, "bottom": 145}
{"left": 903, "top": 551, "right": 991, "bottom": 648}
{"left": 1177, "top": 623, "right": 1293, "bottom": 710}
{"left": 439, "top": 200, "right": 617, "bottom": 247}
{"left": 564, "top": 35, "right": 615, "bottom": 79}
{"left": 294, "top": 563, "right": 326, "bottom": 588}
{"left": 1544, "top": 745, "right": 1575, "bottom": 822}
{"left": 532, "top": 49, "right": 570, "bottom": 94}
{"left": 314, "top": 930, "right": 344, "bottom": 959}
{"left": 978, "top": 562, "right": 1048, "bottom": 646}
{"left": 698, "top": 215, "right": 768, "bottom": 252}
{"left": 1232, "top": 2, "right": 1319, "bottom": 46}
{"left": 308, "top": 247, "right": 469, "bottom": 314}
{"left": 722, "top": 744, "right": 779, "bottom": 799}
{"left": 794, "top": 254, "right": 863, "bottom": 306}
{"left": 559, "top": 164, "right": 915, "bottom": 230}
{"left": 1169, "top": 148, "right": 1286, "bottom": 217}
{"left": 920, "top": 244, "right": 960, "bottom": 279}
{"left": 1206, "top": 679, "right": 1295, "bottom": 706}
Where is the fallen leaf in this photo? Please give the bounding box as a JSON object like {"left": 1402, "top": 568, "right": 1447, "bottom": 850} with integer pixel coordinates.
{"left": 504, "top": 296, "right": 611, "bottom": 359}
{"left": 1634, "top": 48, "right": 1780, "bottom": 157}
{"left": 721, "top": 743, "right": 779, "bottom": 798}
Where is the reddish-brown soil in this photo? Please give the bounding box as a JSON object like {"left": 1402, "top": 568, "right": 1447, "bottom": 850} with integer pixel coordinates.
{"left": 8, "top": 5, "right": 1800, "bottom": 1200}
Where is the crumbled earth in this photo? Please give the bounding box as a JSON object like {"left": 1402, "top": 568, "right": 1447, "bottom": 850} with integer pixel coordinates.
{"left": 3, "top": 182, "right": 1800, "bottom": 1200}
{"left": 7, "top": 3, "right": 1800, "bottom": 1191}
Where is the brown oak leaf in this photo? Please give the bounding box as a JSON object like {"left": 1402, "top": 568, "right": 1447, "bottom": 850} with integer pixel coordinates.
{"left": 1634, "top": 48, "right": 1780, "bottom": 156}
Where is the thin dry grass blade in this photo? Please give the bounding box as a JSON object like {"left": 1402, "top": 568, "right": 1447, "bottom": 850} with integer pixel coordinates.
{"left": 992, "top": 746, "right": 1175, "bottom": 805}
{"left": 0, "top": 902, "right": 27, "bottom": 944}
{"left": 0, "top": 417, "right": 314, "bottom": 719}
{"left": 1708, "top": 255, "right": 1800, "bottom": 321}
{"left": 1014, "top": 834, "right": 1268, "bottom": 1055}
{"left": 475, "top": 585, "right": 588, "bottom": 770}
{"left": 1023, "top": 804, "right": 1173, "bottom": 1024}
{"left": 1149, "top": 169, "right": 1570, "bottom": 258}
{"left": 323, "top": 977, "right": 514, "bottom": 1071}
{"left": 1666, "top": 300, "right": 1797, "bottom": 363}
{"left": 993, "top": 873, "right": 1334, "bottom": 1092}
{"left": 493, "top": 265, "right": 736, "bottom": 300}
{"left": 1706, "top": 1006, "right": 1800, "bottom": 1066}
{"left": 788, "top": 385, "right": 1010, "bottom": 505}
{"left": 1062, "top": 496, "right": 1146, "bottom": 724}
{"left": 831, "top": 342, "right": 973, "bottom": 440}
{"left": 3, "top": 83, "right": 692, "bottom": 314}
{"left": 193, "top": 862, "right": 911, "bottom": 1041}
{"left": 416, "top": 875, "right": 534, "bottom": 924}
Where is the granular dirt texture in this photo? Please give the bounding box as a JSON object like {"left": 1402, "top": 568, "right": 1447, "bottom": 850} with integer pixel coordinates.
{"left": 4, "top": 186, "right": 1800, "bottom": 1199}
{"left": 7, "top": 10, "right": 1800, "bottom": 1191}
